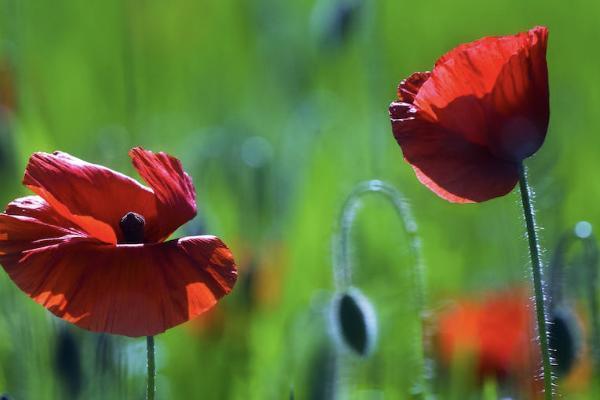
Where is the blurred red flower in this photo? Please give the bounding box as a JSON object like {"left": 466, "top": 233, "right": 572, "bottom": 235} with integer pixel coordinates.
{"left": 0, "top": 148, "right": 237, "bottom": 337}
{"left": 436, "top": 290, "right": 536, "bottom": 382}
{"left": 389, "top": 26, "right": 549, "bottom": 203}
{"left": 434, "top": 289, "right": 590, "bottom": 397}
{"left": 435, "top": 290, "right": 543, "bottom": 399}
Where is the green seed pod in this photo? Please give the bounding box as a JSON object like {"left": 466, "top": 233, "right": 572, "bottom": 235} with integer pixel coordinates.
{"left": 329, "top": 288, "right": 377, "bottom": 356}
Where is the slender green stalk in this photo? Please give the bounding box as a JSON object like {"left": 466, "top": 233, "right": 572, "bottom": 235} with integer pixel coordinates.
{"left": 146, "top": 336, "right": 155, "bottom": 400}
{"left": 518, "top": 165, "right": 553, "bottom": 399}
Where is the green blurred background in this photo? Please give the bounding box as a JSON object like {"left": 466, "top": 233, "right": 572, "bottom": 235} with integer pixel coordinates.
{"left": 0, "top": 0, "right": 598, "bottom": 398}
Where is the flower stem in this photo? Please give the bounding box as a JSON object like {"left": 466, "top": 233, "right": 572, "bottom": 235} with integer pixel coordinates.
{"left": 146, "top": 336, "right": 155, "bottom": 400}
{"left": 518, "top": 164, "right": 553, "bottom": 399}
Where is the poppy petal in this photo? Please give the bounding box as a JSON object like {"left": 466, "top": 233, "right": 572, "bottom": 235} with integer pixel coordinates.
{"left": 397, "top": 71, "right": 431, "bottom": 103}
{"left": 129, "top": 147, "right": 197, "bottom": 241}
{"left": 414, "top": 26, "right": 548, "bottom": 160}
{"left": 5, "top": 195, "right": 81, "bottom": 232}
{"left": 0, "top": 213, "right": 237, "bottom": 336}
{"left": 23, "top": 152, "right": 158, "bottom": 244}
{"left": 390, "top": 102, "right": 519, "bottom": 203}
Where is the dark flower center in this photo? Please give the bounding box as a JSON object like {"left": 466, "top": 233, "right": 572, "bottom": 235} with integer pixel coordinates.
{"left": 119, "top": 212, "right": 145, "bottom": 244}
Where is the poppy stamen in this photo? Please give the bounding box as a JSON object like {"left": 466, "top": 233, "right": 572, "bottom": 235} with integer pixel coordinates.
{"left": 119, "top": 212, "right": 145, "bottom": 244}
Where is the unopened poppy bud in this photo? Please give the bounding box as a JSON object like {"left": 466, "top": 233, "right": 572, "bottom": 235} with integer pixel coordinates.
{"left": 549, "top": 308, "right": 582, "bottom": 376}
{"left": 119, "top": 211, "right": 145, "bottom": 244}
{"left": 329, "top": 288, "right": 377, "bottom": 357}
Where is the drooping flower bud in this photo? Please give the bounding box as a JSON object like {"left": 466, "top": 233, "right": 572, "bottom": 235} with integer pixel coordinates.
{"left": 548, "top": 308, "right": 582, "bottom": 376}
{"left": 329, "top": 288, "right": 377, "bottom": 356}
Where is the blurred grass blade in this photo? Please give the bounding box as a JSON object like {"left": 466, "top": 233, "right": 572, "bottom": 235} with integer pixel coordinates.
{"left": 54, "top": 326, "right": 82, "bottom": 399}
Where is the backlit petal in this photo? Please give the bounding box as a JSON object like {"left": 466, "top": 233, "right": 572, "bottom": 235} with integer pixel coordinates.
{"left": 415, "top": 26, "right": 548, "bottom": 160}
{"left": 130, "top": 147, "right": 197, "bottom": 241}
{"left": 23, "top": 152, "right": 158, "bottom": 244}
{"left": 0, "top": 213, "right": 237, "bottom": 337}
{"left": 6, "top": 195, "right": 80, "bottom": 232}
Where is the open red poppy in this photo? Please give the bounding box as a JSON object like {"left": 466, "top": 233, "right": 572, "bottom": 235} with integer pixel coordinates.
{"left": 389, "top": 26, "right": 549, "bottom": 203}
{"left": 0, "top": 148, "right": 237, "bottom": 337}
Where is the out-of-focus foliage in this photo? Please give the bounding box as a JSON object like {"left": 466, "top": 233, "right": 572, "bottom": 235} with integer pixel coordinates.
{"left": 0, "top": 0, "right": 599, "bottom": 398}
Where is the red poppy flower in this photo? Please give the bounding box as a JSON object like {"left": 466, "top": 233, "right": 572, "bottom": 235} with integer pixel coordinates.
{"left": 436, "top": 289, "right": 591, "bottom": 397}
{"left": 436, "top": 290, "right": 537, "bottom": 382}
{"left": 389, "top": 26, "right": 549, "bottom": 203}
{"left": 0, "top": 148, "right": 238, "bottom": 337}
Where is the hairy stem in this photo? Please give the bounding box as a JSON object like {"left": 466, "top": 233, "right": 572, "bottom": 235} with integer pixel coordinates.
{"left": 147, "top": 336, "right": 155, "bottom": 400}
{"left": 518, "top": 165, "right": 553, "bottom": 399}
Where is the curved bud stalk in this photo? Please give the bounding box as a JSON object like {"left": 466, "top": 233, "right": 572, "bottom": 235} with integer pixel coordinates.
{"left": 549, "top": 221, "right": 600, "bottom": 372}
{"left": 330, "top": 179, "right": 429, "bottom": 398}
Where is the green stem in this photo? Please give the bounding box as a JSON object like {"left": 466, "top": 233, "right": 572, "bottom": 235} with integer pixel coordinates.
{"left": 147, "top": 336, "right": 155, "bottom": 400}
{"left": 518, "top": 165, "right": 553, "bottom": 399}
